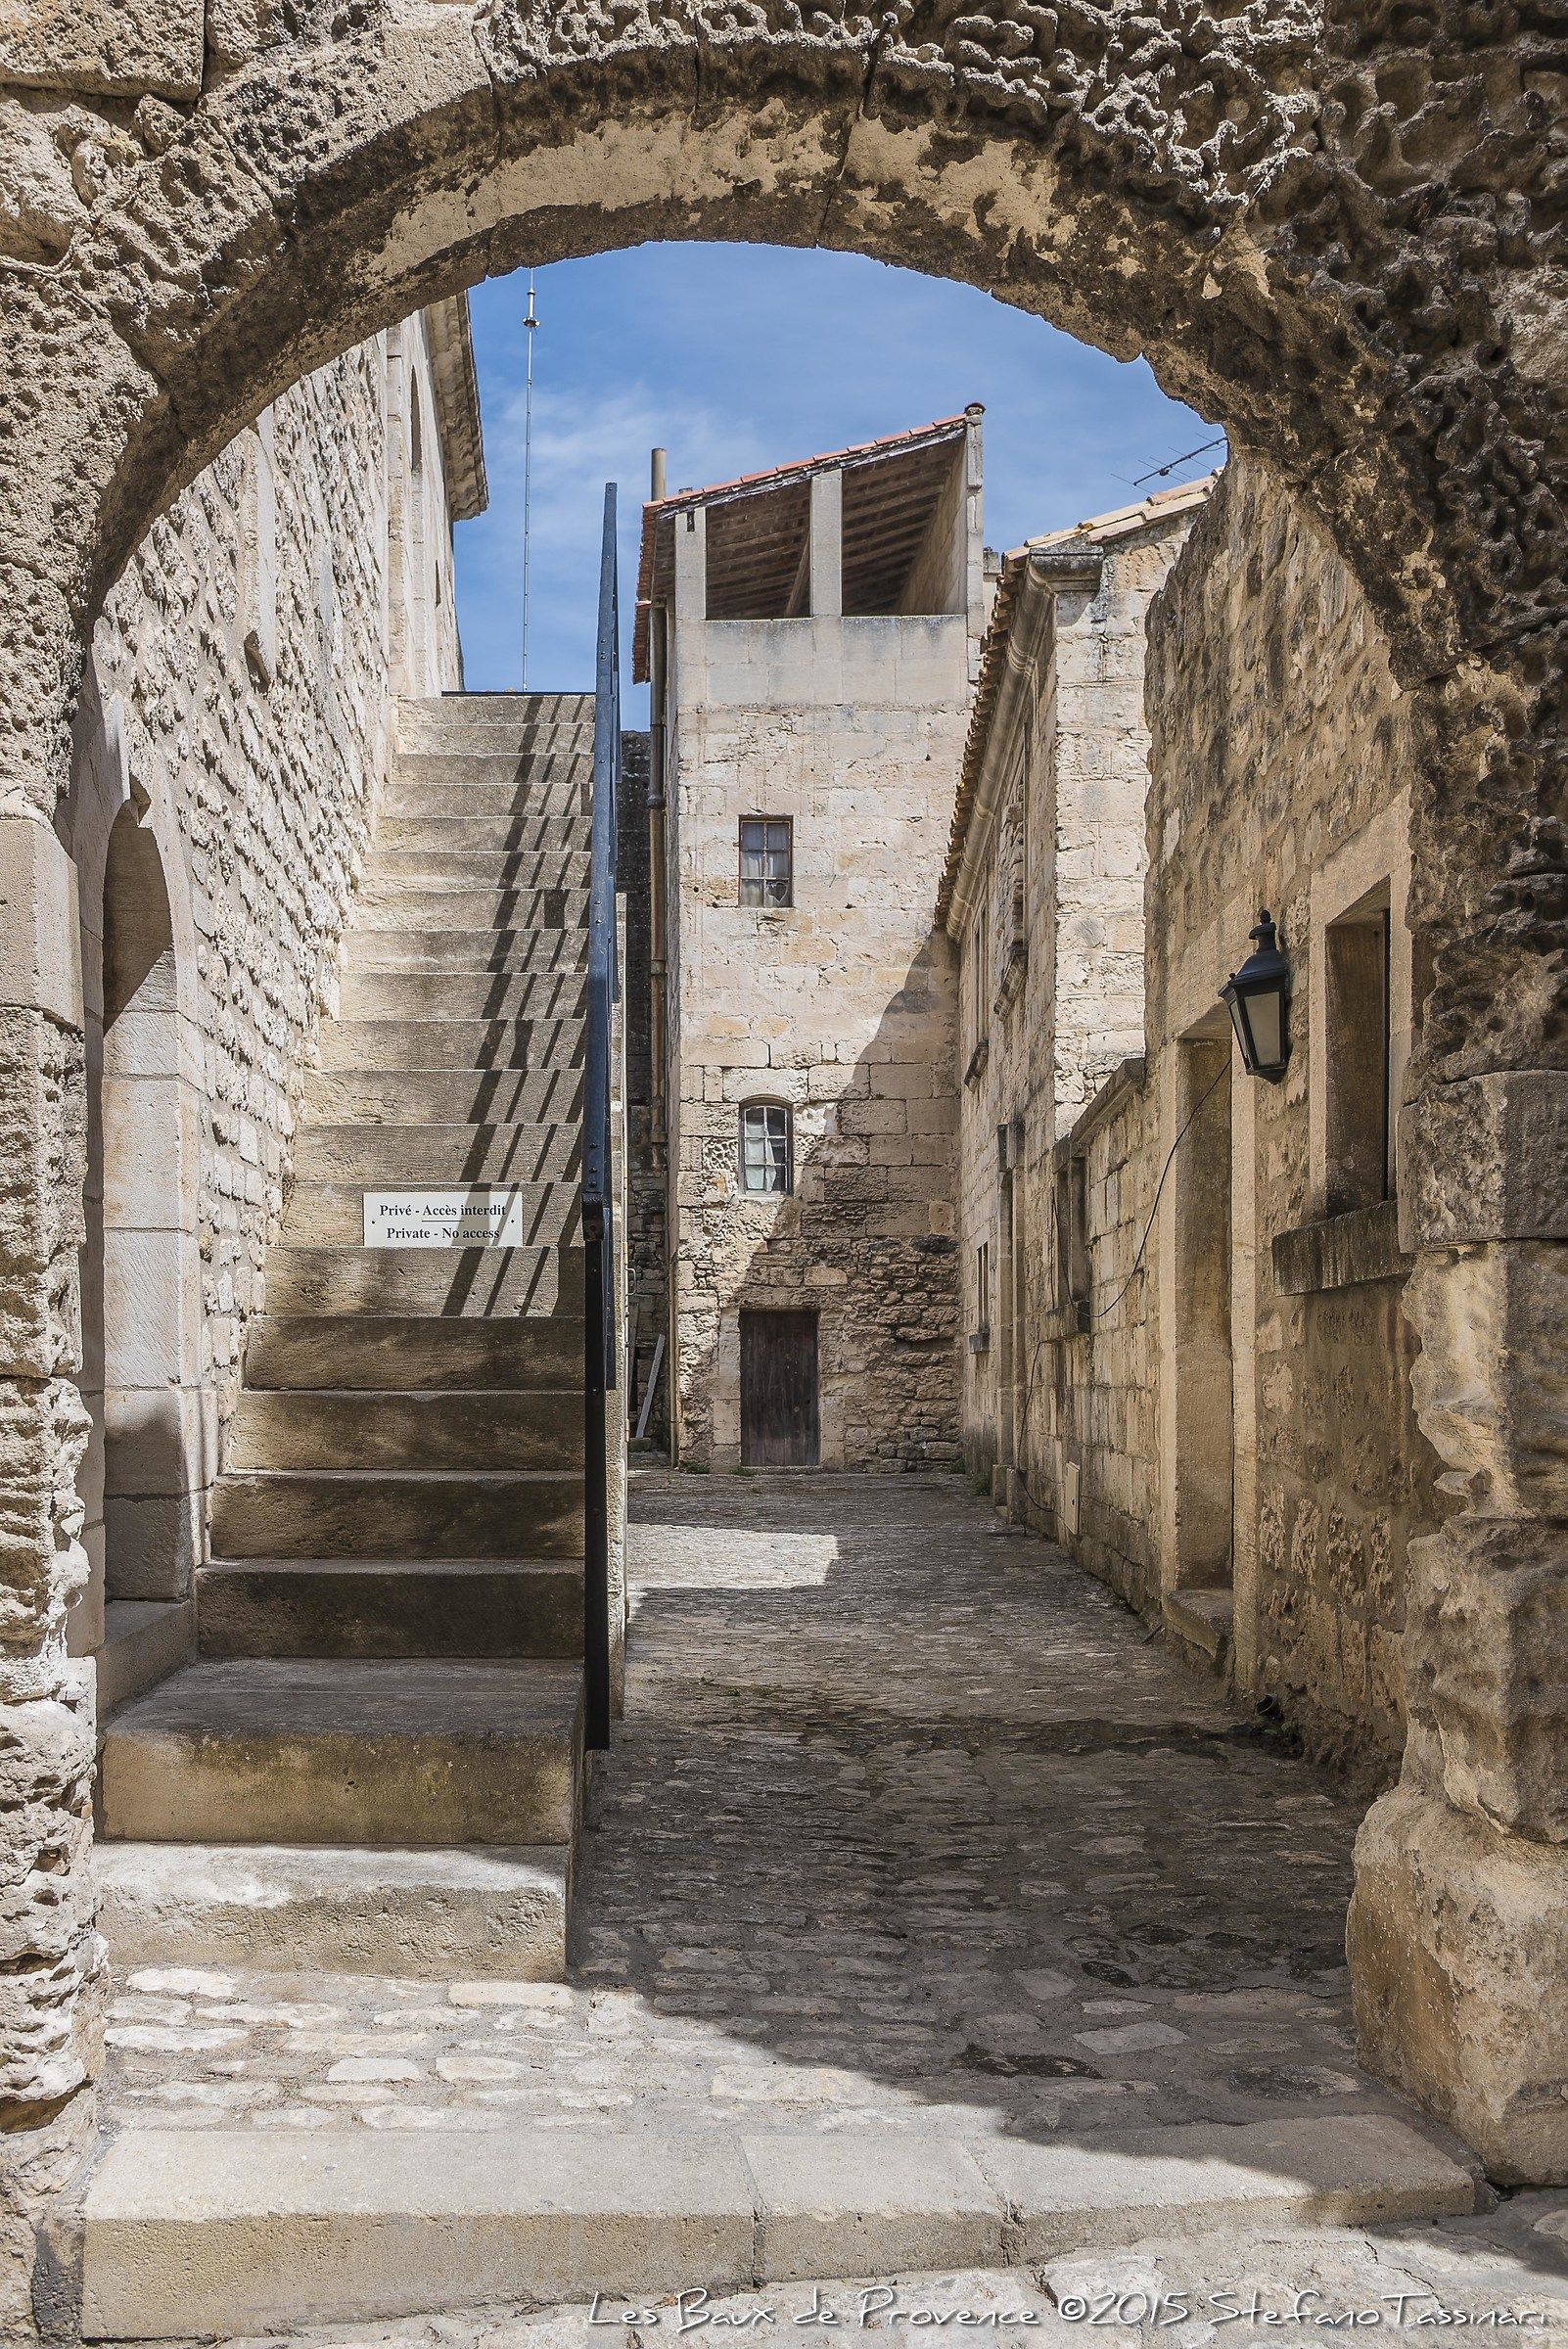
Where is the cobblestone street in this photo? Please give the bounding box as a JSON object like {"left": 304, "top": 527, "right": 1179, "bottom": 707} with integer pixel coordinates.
{"left": 106, "top": 1470, "right": 1428, "bottom": 2146}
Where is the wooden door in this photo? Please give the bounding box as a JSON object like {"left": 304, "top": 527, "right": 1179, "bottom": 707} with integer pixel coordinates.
{"left": 741, "top": 1311, "right": 819, "bottom": 1467}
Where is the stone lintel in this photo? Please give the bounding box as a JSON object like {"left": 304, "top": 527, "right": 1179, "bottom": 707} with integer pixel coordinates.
{"left": 1400, "top": 1073, "right": 1568, "bottom": 1248}
{"left": 0, "top": 0, "right": 205, "bottom": 97}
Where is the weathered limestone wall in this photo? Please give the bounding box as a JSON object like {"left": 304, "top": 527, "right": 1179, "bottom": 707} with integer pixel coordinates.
{"left": 1143, "top": 455, "right": 1439, "bottom": 1783}
{"left": 1006, "top": 458, "right": 1440, "bottom": 1793}
{"left": 666, "top": 613, "right": 965, "bottom": 1470}
{"left": 945, "top": 494, "right": 1199, "bottom": 1508}
{"left": 58, "top": 314, "right": 468, "bottom": 1652}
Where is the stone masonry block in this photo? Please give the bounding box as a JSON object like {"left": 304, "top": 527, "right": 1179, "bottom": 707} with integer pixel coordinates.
{"left": 1401, "top": 1074, "right": 1568, "bottom": 1247}
{"left": 1405, "top": 1516, "right": 1568, "bottom": 1845}
{"left": 0, "top": 0, "right": 205, "bottom": 95}
{"left": 1406, "top": 1242, "right": 1568, "bottom": 1518}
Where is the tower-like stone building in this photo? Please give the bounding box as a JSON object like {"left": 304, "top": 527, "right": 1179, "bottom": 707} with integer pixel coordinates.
{"left": 636, "top": 413, "right": 985, "bottom": 1468}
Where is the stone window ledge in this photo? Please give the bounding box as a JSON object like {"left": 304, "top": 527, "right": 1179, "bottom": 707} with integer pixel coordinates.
{"left": 1040, "top": 1299, "right": 1089, "bottom": 1342}
{"left": 964, "top": 1037, "right": 991, "bottom": 1087}
{"left": 1272, "top": 1197, "right": 1409, "bottom": 1296}
{"left": 967, "top": 1325, "right": 992, "bottom": 1354}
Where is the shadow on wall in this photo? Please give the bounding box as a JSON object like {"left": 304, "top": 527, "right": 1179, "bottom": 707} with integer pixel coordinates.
{"left": 670, "top": 935, "right": 961, "bottom": 1473}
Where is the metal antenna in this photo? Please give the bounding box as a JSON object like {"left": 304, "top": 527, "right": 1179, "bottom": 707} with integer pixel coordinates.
{"left": 522, "top": 270, "right": 537, "bottom": 689}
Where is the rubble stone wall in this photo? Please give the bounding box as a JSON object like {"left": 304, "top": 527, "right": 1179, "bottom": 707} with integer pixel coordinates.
{"left": 667, "top": 616, "right": 965, "bottom": 1471}
{"left": 61, "top": 317, "right": 464, "bottom": 1651}
{"left": 1142, "top": 454, "right": 1441, "bottom": 1785}
{"left": 1019, "top": 458, "right": 1441, "bottom": 1791}
{"left": 950, "top": 507, "right": 1196, "bottom": 1502}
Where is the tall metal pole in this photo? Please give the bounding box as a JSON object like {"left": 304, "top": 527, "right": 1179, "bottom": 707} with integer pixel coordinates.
{"left": 521, "top": 271, "right": 537, "bottom": 689}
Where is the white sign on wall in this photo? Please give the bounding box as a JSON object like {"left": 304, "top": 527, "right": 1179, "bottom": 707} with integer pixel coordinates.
{"left": 363, "top": 1189, "right": 524, "bottom": 1249}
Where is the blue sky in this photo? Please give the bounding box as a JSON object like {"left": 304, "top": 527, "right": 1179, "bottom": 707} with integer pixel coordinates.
{"left": 454, "top": 244, "right": 1220, "bottom": 706}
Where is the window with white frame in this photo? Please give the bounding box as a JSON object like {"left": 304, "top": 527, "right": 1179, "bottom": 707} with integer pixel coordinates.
{"left": 739, "top": 1101, "right": 792, "bottom": 1195}
{"left": 739, "top": 817, "right": 793, "bottom": 908}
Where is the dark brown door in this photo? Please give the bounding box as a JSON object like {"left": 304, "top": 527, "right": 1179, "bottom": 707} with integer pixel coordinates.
{"left": 741, "top": 1311, "right": 819, "bottom": 1466}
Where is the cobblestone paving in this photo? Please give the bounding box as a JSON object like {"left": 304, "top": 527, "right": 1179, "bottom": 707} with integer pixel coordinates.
{"left": 105, "top": 1471, "right": 1427, "bottom": 2145}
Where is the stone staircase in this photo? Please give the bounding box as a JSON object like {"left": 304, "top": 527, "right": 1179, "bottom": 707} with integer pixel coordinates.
{"left": 95, "top": 692, "right": 596, "bottom": 1979}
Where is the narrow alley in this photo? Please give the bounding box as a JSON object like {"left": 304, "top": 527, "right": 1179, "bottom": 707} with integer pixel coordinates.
{"left": 105, "top": 1471, "right": 1427, "bottom": 2147}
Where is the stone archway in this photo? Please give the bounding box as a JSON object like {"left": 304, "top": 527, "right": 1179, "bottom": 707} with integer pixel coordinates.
{"left": 1, "top": 0, "right": 1565, "bottom": 2276}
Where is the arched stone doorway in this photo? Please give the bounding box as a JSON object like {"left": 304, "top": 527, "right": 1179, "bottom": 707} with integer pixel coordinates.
{"left": 94, "top": 805, "right": 201, "bottom": 1610}
{"left": 0, "top": 2, "right": 1563, "bottom": 2253}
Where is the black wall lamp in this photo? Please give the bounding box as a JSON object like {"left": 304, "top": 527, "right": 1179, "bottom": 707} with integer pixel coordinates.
{"left": 1221, "top": 909, "right": 1290, "bottom": 1082}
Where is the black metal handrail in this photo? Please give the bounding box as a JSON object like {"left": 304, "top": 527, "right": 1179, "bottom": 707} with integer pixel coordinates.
{"left": 582, "top": 482, "right": 621, "bottom": 1752}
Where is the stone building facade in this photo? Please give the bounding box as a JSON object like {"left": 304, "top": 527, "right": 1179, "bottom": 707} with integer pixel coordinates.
{"left": 637, "top": 415, "right": 984, "bottom": 1470}
{"left": 58, "top": 307, "right": 482, "bottom": 1718}
{"left": 940, "top": 480, "right": 1208, "bottom": 1515}
{"left": 955, "top": 453, "right": 1439, "bottom": 1796}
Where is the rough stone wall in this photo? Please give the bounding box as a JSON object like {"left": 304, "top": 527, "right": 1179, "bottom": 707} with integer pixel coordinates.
{"left": 1142, "top": 453, "right": 1442, "bottom": 1785}
{"left": 948, "top": 506, "right": 1196, "bottom": 1496}
{"left": 59, "top": 316, "right": 465, "bottom": 1644}
{"left": 618, "top": 730, "right": 668, "bottom": 1443}
{"left": 1018, "top": 458, "right": 1440, "bottom": 1790}
{"left": 1043, "top": 1064, "right": 1160, "bottom": 1614}
{"left": 666, "top": 618, "right": 964, "bottom": 1471}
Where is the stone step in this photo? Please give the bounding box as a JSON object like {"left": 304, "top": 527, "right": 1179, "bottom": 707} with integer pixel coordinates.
{"left": 302, "top": 1066, "right": 582, "bottom": 1127}
{"left": 208, "top": 1466, "right": 584, "bottom": 1560}
{"left": 349, "top": 884, "right": 589, "bottom": 934}
{"left": 94, "top": 1839, "right": 570, "bottom": 1981}
{"left": 341, "top": 926, "right": 588, "bottom": 973}
{"left": 316, "top": 1014, "right": 585, "bottom": 1072}
{"left": 81, "top": 2114, "right": 1479, "bottom": 2341}
{"left": 245, "top": 1312, "right": 586, "bottom": 1392}
{"left": 98, "top": 1657, "right": 583, "bottom": 1848}
{"left": 338, "top": 967, "right": 585, "bottom": 1022}
{"left": 377, "top": 813, "right": 590, "bottom": 854}
{"left": 291, "top": 1122, "right": 578, "bottom": 1184}
{"left": 361, "top": 847, "right": 591, "bottom": 894}
{"left": 196, "top": 1555, "right": 581, "bottom": 1658}
{"left": 395, "top": 691, "right": 594, "bottom": 753}
{"left": 384, "top": 772, "right": 590, "bottom": 822}
{"left": 260, "top": 1243, "right": 583, "bottom": 1317}
{"left": 282, "top": 1180, "right": 578, "bottom": 1250}
{"left": 225, "top": 1386, "right": 583, "bottom": 1473}
{"left": 97, "top": 1600, "right": 195, "bottom": 1720}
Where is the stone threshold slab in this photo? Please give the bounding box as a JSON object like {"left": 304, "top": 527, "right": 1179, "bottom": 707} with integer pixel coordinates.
{"left": 82, "top": 2113, "right": 1477, "bottom": 2339}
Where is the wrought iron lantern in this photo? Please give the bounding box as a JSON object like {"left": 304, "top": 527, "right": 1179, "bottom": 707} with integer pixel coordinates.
{"left": 1221, "top": 909, "right": 1290, "bottom": 1082}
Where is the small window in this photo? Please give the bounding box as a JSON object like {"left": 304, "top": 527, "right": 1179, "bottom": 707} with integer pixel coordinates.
{"left": 740, "top": 1102, "right": 792, "bottom": 1195}
{"left": 740, "top": 817, "right": 792, "bottom": 908}
{"left": 977, "top": 1240, "right": 991, "bottom": 1333}
{"left": 1325, "top": 894, "right": 1393, "bottom": 1213}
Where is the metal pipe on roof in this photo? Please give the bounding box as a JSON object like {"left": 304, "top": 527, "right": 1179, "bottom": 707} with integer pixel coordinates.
{"left": 650, "top": 446, "right": 667, "bottom": 501}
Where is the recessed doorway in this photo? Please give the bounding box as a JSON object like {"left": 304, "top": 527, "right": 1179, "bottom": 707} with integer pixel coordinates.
{"left": 741, "top": 1310, "right": 820, "bottom": 1467}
